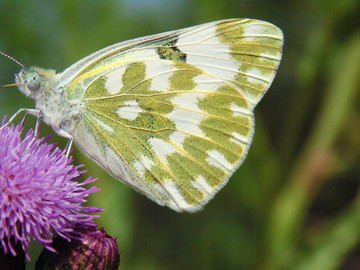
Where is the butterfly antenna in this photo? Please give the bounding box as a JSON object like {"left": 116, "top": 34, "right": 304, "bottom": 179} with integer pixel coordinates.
{"left": 0, "top": 48, "right": 27, "bottom": 88}
{"left": 0, "top": 48, "right": 28, "bottom": 70}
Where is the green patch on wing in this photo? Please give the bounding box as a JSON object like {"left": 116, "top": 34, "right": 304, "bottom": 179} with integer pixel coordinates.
{"left": 169, "top": 62, "right": 202, "bottom": 91}
{"left": 78, "top": 58, "right": 253, "bottom": 207}
{"left": 216, "top": 19, "right": 283, "bottom": 104}
{"left": 57, "top": 18, "right": 285, "bottom": 212}
{"left": 157, "top": 37, "right": 187, "bottom": 62}
{"left": 121, "top": 62, "right": 150, "bottom": 94}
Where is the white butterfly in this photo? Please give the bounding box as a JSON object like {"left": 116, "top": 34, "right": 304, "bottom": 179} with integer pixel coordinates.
{"left": 1, "top": 19, "right": 283, "bottom": 212}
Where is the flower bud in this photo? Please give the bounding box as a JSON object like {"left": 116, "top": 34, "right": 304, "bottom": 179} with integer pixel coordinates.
{"left": 36, "top": 226, "right": 120, "bottom": 270}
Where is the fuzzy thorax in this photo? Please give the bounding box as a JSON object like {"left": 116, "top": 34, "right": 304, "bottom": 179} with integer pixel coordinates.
{"left": 15, "top": 66, "right": 82, "bottom": 134}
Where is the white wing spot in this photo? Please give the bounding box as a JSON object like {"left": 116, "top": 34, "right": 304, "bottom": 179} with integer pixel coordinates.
{"left": 145, "top": 61, "right": 174, "bottom": 91}
{"left": 134, "top": 160, "right": 145, "bottom": 177}
{"left": 95, "top": 118, "right": 114, "bottom": 133}
{"left": 164, "top": 180, "right": 191, "bottom": 209}
{"left": 149, "top": 138, "right": 178, "bottom": 164}
{"left": 168, "top": 93, "right": 206, "bottom": 137}
{"left": 207, "top": 150, "right": 233, "bottom": 171}
{"left": 117, "top": 100, "right": 143, "bottom": 121}
{"left": 103, "top": 148, "right": 156, "bottom": 196}
{"left": 231, "top": 104, "right": 250, "bottom": 117}
{"left": 171, "top": 93, "right": 205, "bottom": 112}
{"left": 243, "top": 24, "right": 267, "bottom": 40}
{"left": 105, "top": 67, "right": 126, "bottom": 94}
{"left": 230, "top": 132, "right": 249, "bottom": 145}
{"left": 140, "top": 154, "right": 155, "bottom": 169}
{"left": 246, "top": 67, "right": 269, "bottom": 84}
{"left": 192, "top": 175, "right": 212, "bottom": 195}
{"left": 122, "top": 47, "right": 161, "bottom": 62}
{"left": 168, "top": 108, "right": 205, "bottom": 137}
{"left": 193, "top": 74, "right": 224, "bottom": 92}
{"left": 243, "top": 24, "right": 280, "bottom": 40}
{"left": 177, "top": 25, "right": 239, "bottom": 82}
{"left": 169, "top": 131, "right": 187, "bottom": 148}
{"left": 134, "top": 154, "right": 155, "bottom": 177}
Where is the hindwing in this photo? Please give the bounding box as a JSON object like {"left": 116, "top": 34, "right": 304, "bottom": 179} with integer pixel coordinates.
{"left": 65, "top": 19, "right": 283, "bottom": 212}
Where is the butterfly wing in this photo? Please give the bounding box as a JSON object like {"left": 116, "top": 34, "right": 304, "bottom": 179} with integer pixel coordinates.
{"left": 64, "top": 19, "right": 283, "bottom": 212}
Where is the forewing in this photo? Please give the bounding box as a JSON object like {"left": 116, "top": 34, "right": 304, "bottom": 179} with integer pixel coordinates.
{"left": 67, "top": 19, "right": 283, "bottom": 212}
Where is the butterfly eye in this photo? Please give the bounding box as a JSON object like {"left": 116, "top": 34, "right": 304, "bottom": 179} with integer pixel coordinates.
{"left": 26, "top": 72, "right": 40, "bottom": 91}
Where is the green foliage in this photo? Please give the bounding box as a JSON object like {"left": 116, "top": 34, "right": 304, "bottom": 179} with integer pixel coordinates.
{"left": 0, "top": 0, "right": 359, "bottom": 269}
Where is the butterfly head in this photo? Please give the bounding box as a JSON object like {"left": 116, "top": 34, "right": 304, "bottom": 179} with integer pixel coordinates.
{"left": 15, "top": 67, "right": 57, "bottom": 99}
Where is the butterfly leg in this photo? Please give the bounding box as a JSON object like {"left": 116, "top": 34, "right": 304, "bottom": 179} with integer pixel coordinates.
{"left": 0, "top": 108, "right": 41, "bottom": 130}
{"left": 24, "top": 114, "right": 44, "bottom": 153}
{"left": 33, "top": 115, "right": 43, "bottom": 138}
{"left": 57, "top": 129, "right": 74, "bottom": 158}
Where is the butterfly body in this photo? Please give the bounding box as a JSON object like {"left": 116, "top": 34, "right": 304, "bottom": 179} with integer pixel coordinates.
{"left": 13, "top": 19, "right": 283, "bottom": 212}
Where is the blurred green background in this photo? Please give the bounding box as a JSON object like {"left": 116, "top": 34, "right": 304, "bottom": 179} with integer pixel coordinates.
{"left": 1, "top": 0, "right": 360, "bottom": 269}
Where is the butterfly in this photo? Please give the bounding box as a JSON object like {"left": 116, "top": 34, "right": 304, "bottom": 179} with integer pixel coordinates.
{"left": 1, "top": 19, "right": 283, "bottom": 212}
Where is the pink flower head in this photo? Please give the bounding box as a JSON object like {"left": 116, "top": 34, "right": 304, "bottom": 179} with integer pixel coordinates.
{"left": 0, "top": 117, "right": 102, "bottom": 260}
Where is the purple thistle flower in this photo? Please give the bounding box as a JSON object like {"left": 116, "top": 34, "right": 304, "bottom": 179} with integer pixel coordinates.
{"left": 0, "top": 117, "right": 103, "bottom": 260}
